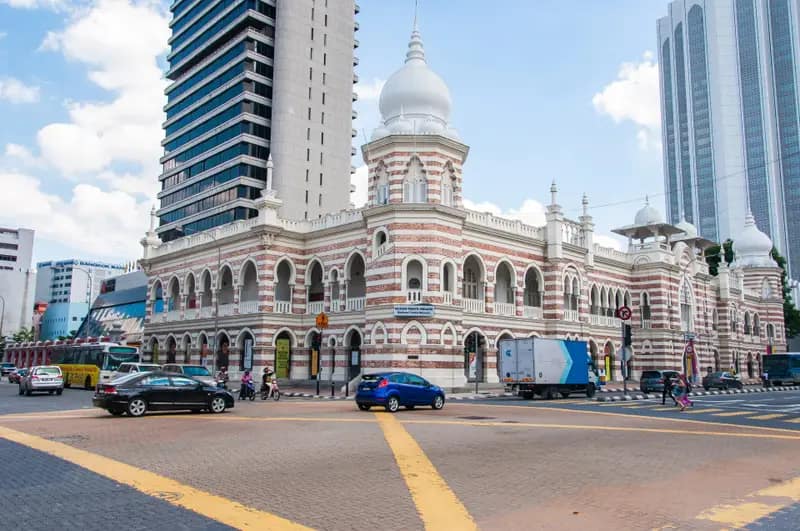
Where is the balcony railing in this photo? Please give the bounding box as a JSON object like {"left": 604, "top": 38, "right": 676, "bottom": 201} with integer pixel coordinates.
{"left": 166, "top": 310, "right": 181, "bottom": 321}
{"left": 330, "top": 299, "right": 341, "bottom": 313}
{"left": 200, "top": 307, "right": 213, "bottom": 318}
{"left": 274, "top": 300, "right": 292, "bottom": 314}
{"left": 523, "top": 306, "right": 543, "bottom": 319}
{"left": 346, "top": 297, "right": 366, "bottom": 311}
{"left": 589, "top": 314, "right": 621, "bottom": 327}
{"left": 307, "top": 301, "right": 324, "bottom": 315}
{"left": 494, "top": 302, "right": 515, "bottom": 316}
{"left": 407, "top": 290, "right": 422, "bottom": 303}
{"left": 239, "top": 300, "right": 259, "bottom": 314}
{"left": 462, "top": 298, "right": 485, "bottom": 314}
{"left": 184, "top": 309, "right": 198, "bottom": 320}
{"left": 374, "top": 242, "right": 389, "bottom": 259}
{"left": 563, "top": 309, "right": 580, "bottom": 322}
{"left": 218, "top": 303, "right": 235, "bottom": 317}
{"left": 443, "top": 291, "right": 453, "bottom": 305}
{"left": 150, "top": 312, "right": 165, "bottom": 323}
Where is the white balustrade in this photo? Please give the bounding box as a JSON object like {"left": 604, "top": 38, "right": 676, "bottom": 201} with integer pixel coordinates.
{"left": 346, "top": 297, "right": 366, "bottom": 311}
{"left": 274, "top": 300, "right": 292, "bottom": 314}
{"left": 563, "top": 309, "right": 580, "bottom": 322}
{"left": 374, "top": 243, "right": 389, "bottom": 259}
{"left": 407, "top": 290, "right": 422, "bottom": 303}
{"left": 443, "top": 291, "right": 453, "bottom": 304}
{"left": 462, "top": 298, "right": 485, "bottom": 314}
{"left": 150, "top": 313, "right": 165, "bottom": 323}
{"left": 183, "top": 309, "right": 198, "bottom": 320}
{"left": 523, "top": 306, "right": 543, "bottom": 319}
{"left": 494, "top": 302, "right": 515, "bottom": 316}
{"left": 239, "top": 300, "right": 259, "bottom": 314}
{"left": 465, "top": 210, "right": 544, "bottom": 240}
{"left": 166, "top": 310, "right": 181, "bottom": 321}
{"left": 200, "top": 307, "right": 213, "bottom": 318}
{"left": 218, "top": 303, "right": 235, "bottom": 317}
{"left": 307, "top": 301, "right": 324, "bottom": 315}
{"left": 330, "top": 299, "right": 341, "bottom": 313}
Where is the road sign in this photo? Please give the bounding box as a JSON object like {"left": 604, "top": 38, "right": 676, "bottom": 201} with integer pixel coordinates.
{"left": 616, "top": 306, "right": 632, "bottom": 320}
{"left": 315, "top": 312, "right": 329, "bottom": 329}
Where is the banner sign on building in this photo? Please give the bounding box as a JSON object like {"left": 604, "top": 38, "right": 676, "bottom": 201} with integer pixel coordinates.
{"left": 276, "top": 339, "right": 290, "bottom": 378}
{"left": 243, "top": 339, "right": 253, "bottom": 371}
{"left": 393, "top": 304, "right": 435, "bottom": 318}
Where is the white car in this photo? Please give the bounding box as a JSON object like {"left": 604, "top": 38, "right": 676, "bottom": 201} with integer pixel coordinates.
{"left": 19, "top": 366, "right": 64, "bottom": 396}
{"left": 111, "top": 362, "right": 161, "bottom": 381}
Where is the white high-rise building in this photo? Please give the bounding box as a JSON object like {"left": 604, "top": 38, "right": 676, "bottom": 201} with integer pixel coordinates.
{"left": 156, "top": 0, "right": 358, "bottom": 243}
{"left": 657, "top": 0, "right": 800, "bottom": 282}
{"left": 0, "top": 227, "right": 35, "bottom": 338}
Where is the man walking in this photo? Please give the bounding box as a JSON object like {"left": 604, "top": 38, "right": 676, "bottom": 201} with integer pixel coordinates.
{"left": 662, "top": 373, "right": 676, "bottom": 405}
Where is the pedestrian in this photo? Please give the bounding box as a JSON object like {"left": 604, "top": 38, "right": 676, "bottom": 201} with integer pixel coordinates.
{"left": 762, "top": 370, "right": 769, "bottom": 388}
{"left": 674, "top": 373, "right": 693, "bottom": 411}
{"left": 662, "top": 373, "right": 677, "bottom": 405}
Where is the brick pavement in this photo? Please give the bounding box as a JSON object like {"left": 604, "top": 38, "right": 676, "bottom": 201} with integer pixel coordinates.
{"left": 0, "top": 438, "right": 232, "bottom": 531}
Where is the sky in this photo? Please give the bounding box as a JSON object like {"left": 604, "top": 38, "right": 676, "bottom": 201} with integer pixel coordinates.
{"left": 0, "top": 0, "right": 668, "bottom": 265}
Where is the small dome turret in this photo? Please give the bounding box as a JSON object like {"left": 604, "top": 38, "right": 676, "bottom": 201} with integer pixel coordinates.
{"left": 634, "top": 197, "right": 664, "bottom": 226}
{"left": 676, "top": 217, "right": 697, "bottom": 238}
{"left": 733, "top": 212, "right": 774, "bottom": 268}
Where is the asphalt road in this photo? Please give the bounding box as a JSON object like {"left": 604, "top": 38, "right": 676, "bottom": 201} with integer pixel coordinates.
{"left": 1, "top": 382, "right": 799, "bottom": 530}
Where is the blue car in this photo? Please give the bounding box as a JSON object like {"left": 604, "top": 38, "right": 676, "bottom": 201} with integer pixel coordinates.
{"left": 356, "top": 372, "right": 446, "bottom": 412}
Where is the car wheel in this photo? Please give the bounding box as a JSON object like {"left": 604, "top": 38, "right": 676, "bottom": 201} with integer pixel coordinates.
{"left": 432, "top": 394, "right": 445, "bottom": 410}
{"left": 210, "top": 396, "right": 227, "bottom": 414}
{"left": 109, "top": 409, "right": 124, "bottom": 416}
{"left": 385, "top": 396, "right": 400, "bottom": 413}
{"left": 586, "top": 383, "right": 596, "bottom": 398}
{"left": 56, "top": 388, "right": 63, "bottom": 396}
{"left": 127, "top": 398, "right": 147, "bottom": 417}
{"left": 357, "top": 403, "right": 370, "bottom": 411}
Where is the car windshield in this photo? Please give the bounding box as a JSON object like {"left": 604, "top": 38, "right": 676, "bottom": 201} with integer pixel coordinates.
{"left": 110, "top": 373, "right": 146, "bottom": 385}
{"left": 361, "top": 374, "right": 384, "bottom": 381}
{"left": 36, "top": 367, "right": 61, "bottom": 376}
{"left": 139, "top": 365, "right": 161, "bottom": 372}
{"left": 2, "top": 363, "right": 14, "bottom": 368}
{"left": 641, "top": 371, "right": 662, "bottom": 379}
{"left": 103, "top": 351, "right": 141, "bottom": 372}
{"left": 182, "top": 366, "right": 211, "bottom": 377}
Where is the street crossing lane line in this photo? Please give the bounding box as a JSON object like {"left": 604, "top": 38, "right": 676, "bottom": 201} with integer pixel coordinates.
{"left": 375, "top": 413, "right": 477, "bottom": 531}
{"left": 748, "top": 413, "right": 787, "bottom": 420}
{"left": 682, "top": 409, "right": 724, "bottom": 414}
{"left": 713, "top": 410, "right": 756, "bottom": 417}
{"left": 0, "top": 426, "right": 313, "bottom": 531}
{"left": 786, "top": 418, "right": 800, "bottom": 424}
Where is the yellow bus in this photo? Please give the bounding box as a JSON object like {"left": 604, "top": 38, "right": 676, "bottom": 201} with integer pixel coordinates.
{"left": 51, "top": 342, "right": 140, "bottom": 389}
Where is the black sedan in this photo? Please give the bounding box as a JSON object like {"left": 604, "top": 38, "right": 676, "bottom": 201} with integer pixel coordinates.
{"left": 92, "top": 371, "right": 235, "bottom": 417}
{"left": 702, "top": 371, "right": 744, "bottom": 391}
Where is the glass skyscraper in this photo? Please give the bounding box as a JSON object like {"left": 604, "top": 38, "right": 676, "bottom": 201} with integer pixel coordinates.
{"left": 658, "top": 0, "right": 800, "bottom": 282}
{"left": 158, "top": 0, "right": 358, "bottom": 242}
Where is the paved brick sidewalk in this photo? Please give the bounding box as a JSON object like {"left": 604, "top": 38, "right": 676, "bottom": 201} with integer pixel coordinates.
{"left": 0, "top": 438, "right": 232, "bottom": 531}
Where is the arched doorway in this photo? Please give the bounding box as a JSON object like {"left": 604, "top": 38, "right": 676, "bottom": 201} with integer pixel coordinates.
{"left": 588, "top": 340, "right": 599, "bottom": 373}
{"left": 713, "top": 350, "right": 720, "bottom": 372}
{"left": 345, "top": 328, "right": 362, "bottom": 380}
{"left": 216, "top": 333, "right": 230, "bottom": 371}
{"left": 274, "top": 330, "right": 293, "bottom": 379}
{"left": 464, "top": 331, "right": 487, "bottom": 382}
{"left": 182, "top": 334, "right": 192, "bottom": 363}
{"left": 147, "top": 336, "right": 160, "bottom": 364}
{"left": 198, "top": 333, "right": 209, "bottom": 367}
{"left": 747, "top": 353, "right": 754, "bottom": 379}
{"left": 603, "top": 341, "right": 615, "bottom": 382}
{"left": 166, "top": 336, "right": 177, "bottom": 364}
{"left": 238, "top": 330, "right": 255, "bottom": 372}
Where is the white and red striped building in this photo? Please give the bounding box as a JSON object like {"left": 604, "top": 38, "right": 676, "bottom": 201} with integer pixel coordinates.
{"left": 139, "top": 26, "right": 786, "bottom": 389}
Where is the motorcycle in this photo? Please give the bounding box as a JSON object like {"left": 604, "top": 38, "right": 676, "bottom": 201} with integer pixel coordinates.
{"left": 260, "top": 378, "right": 281, "bottom": 401}
{"left": 240, "top": 380, "right": 256, "bottom": 401}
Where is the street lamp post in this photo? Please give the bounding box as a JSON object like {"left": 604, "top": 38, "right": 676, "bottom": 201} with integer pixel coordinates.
{"left": 0, "top": 294, "right": 6, "bottom": 340}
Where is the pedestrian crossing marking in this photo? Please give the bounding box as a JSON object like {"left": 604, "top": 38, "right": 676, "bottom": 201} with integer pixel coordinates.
{"left": 748, "top": 413, "right": 786, "bottom": 420}
{"left": 683, "top": 408, "right": 724, "bottom": 414}
{"left": 651, "top": 407, "right": 678, "bottom": 411}
{"left": 786, "top": 418, "right": 800, "bottom": 424}
{"left": 713, "top": 411, "right": 754, "bottom": 417}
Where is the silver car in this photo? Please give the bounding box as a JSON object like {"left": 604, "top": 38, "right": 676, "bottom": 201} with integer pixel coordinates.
{"left": 19, "top": 366, "right": 64, "bottom": 396}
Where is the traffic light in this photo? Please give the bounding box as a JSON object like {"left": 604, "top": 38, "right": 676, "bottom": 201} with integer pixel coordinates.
{"left": 623, "top": 325, "right": 632, "bottom": 347}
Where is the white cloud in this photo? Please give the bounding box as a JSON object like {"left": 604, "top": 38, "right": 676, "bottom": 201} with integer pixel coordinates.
{"left": 0, "top": 171, "right": 150, "bottom": 258}
{"left": 594, "top": 234, "right": 624, "bottom": 252}
{"left": 354, "top": 78, "right": 385, "bottom": 102}
{"left": 592, "top": 52, "right": 661, "bottom": 151}
{"left": 4, "top": 143, "right": 42, "bottom": 167}
{"left": 36, "top": 0, "right": 169, "bottom": 175}
{"left": 0, "top": 77, "right": 40, "bottom": 103}
{"left": 1, "top": 0, "right": 69, "bottom": 10}
{"left": 351, "top": 165, "right": 369, "bottom": 207}
{"left": 463, "top": 198, "right": 547, "bottom": 227}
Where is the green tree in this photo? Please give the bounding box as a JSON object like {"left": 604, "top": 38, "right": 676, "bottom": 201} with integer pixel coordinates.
{"left": 770, "top": 247, "right": 800, "bottom": 338}
{"left": 11, "top": 327, "right": 35, "bottom": 343}
{"left": 704, "top": 240, "right": 734, "bottom": 276}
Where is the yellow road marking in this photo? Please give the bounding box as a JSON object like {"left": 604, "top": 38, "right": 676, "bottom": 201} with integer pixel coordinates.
{"left": 651, "top": 407, "right": 679, "bottom": 411}
{"left": 375, "top": 413, "right": 477, "bottom": 531}
{"left": 681, "top": 408, "right": 723, "bottom": 414}
{"left": 713, "top": 410, "right": 756, "bottom": 417}
{"left": 696, "top": 475, "right": 800, "bottom": 527}
{"left": 0, "top": 426, "right": 312, "bottom": 531}
{"left": 748, "top": 413, "right": 786, "bottom": 420}
{"left": 786, "top": 418, "right": 800, "bottom": 424}
{"left": 400, "top": 419, "right": 800, "bottom": 440}
{"left": 696, "top": 501, "right": 784, "bottom": 528}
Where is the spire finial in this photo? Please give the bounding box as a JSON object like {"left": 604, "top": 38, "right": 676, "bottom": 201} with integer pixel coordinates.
{"left": 148, "top": 205, "right": 156, "bottom": 233}
{"left": 582, "top": 193, "right": 589, "bottom": 216}
{"left": 550, "top": 180, "right": 558, "bottom": 206}
{"left": 266, "top": 153, "right": 274, "bottom": 191}
{"left": 406, "top": 1, "right": 425, "bottom": 64}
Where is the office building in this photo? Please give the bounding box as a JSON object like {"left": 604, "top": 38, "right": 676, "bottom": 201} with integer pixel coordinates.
{"left": 658, "top": 0, "right": 800, "bottom": 283}
{"left": 157, "top": 0, "right": 358, "bottom": 242}
{"left": 36, "top": 260, "right": 125, "bottom": 340}
{"left": 0, "top": 227, "right": 35, "bottom": 337}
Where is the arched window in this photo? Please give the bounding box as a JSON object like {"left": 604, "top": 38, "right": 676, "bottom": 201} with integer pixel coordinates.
{"left": 185, "top": 274, "right": 197, "bottom": 309}
{"left": 640, "top": 292, "right": 652, "bottom": 321}
{"left": 218, "top": 266, "right": 235, "bottom": 305}
{"left": 524, "top": 268, "right": 542, "bottom": 308}
{"left": 167, "top": 277, "right": 181, "bottom": 311}
{"left": 402, "top": 157, "right": 427, "bottom": 203}
{"left": 571, "top": 277, "right": 579, "bottom": 311}
{"left": 463, "top": 256, "right": 483, "bottom": 300}
{"left": 494, "top": 262, "right": 514, "bottom": 305}
{"left": 761, "top": 278, "right": 773, "bottom": 299}
{"left": 274, "top": 260, "right": 293, "bottom": 313}
{"left": 679, "top": 278, "right": 693, "bottom": 332}
{"left": 200, "top": 271, "right": 212, "bottom": 308}
{"left": 753, "top": 314, "right": 761, "bottom": 337}
{"left": 744, "top": 312, "right": 752, "bottom": 335}
{"left": 374, "top": 164, "right": 389, "bottom": 205}
{"left": 405, "top": 259, "right": 424, "bottom": 302}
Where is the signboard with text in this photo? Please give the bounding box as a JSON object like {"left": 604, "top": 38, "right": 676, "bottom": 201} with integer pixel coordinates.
{"left": 393, "top": 304, "right": 435, "bottom": 318}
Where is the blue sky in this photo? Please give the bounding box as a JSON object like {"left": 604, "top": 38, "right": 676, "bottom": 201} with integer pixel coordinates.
{"left": 0, "top": 0, "right": 667, "bottom": 264}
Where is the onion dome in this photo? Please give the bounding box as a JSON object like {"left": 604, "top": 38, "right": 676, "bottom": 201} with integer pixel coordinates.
{"left": 634, "top": 197, "right": 664, "bottom": 226}
{"left": 733, "top": 212, "right": 774, "bottom": 268}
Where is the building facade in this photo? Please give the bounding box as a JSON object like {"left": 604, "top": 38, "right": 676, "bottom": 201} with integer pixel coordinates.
{"left": 157, "top": 0, "right": 358, "bottom": 243}
{"left": 36, "top": 260, "right": 125, "bottom": 340}
{"left": 0, "top": 227, "right": 35, "bottom": 338}
{"left": 140, "top": 24, "right": 787, "bottom": 388}
{"left": 657, "top": 0, "right": 800, "bottom": 286}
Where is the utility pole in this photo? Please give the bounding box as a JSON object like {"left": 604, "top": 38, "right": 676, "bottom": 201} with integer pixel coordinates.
{"left": 0, "top": 294, "right": 5, "bottom": 340}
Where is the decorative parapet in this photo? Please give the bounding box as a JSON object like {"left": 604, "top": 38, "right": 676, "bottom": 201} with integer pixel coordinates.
{"left": 593, "top": 244, "right": 630, "bottom": 263}
{"left": 148, "top": 218, "right": 260, "bottom": 259}
{"left": 282, "top": 209, "right": 365, "bottom": 233}
{"left": 465, "top": 210, "right": 544, "bottom": 240}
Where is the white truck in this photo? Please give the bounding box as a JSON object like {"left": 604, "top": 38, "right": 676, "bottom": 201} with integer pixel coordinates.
{"left": 499, "top": 337, "right": 599, "bottom": 399}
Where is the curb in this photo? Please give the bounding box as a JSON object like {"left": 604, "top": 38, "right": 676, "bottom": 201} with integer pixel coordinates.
{"left": 594, "top": 385, "right": 800, "bottom": 403}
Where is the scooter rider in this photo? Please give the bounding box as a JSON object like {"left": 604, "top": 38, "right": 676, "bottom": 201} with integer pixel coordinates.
{"left": 215, "top": 366, "right": 229, "bottom": 389}
{"left": 240, "top": 370, "right": 253, "bottom": 400}
{"left": 262, "top": 366, "right": 276, "bottom": 398}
